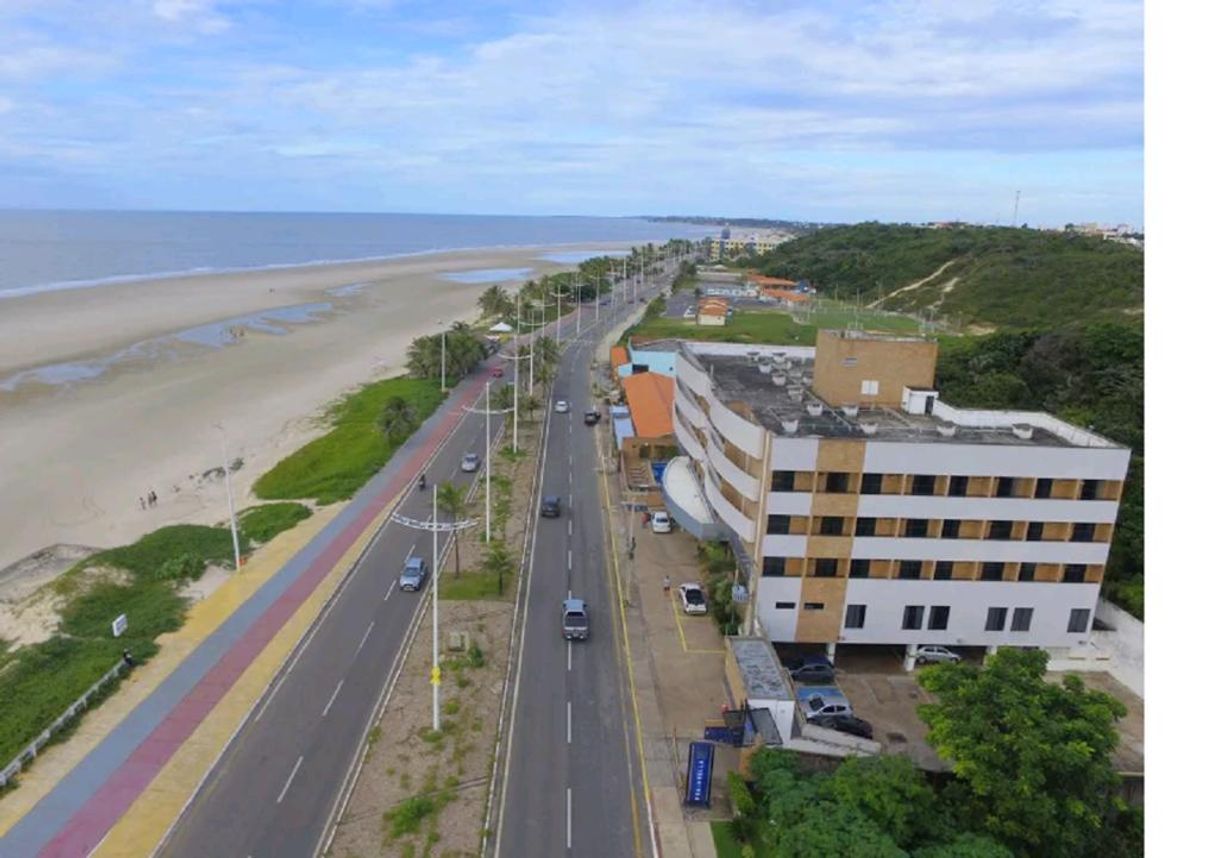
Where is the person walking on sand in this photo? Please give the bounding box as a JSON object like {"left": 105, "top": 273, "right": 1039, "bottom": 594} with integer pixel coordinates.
{"left": 662, "top": 575, "right": 671, "bottom": 595}
{"left": 139, "top": 496, "right": 146, "bottom": 511}
{"left": 148, "top": 490, "right": 157, "bottom": 508}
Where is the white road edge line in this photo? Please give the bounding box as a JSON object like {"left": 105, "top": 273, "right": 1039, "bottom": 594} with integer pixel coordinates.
{"left": 277, "top": 755, "right": 304, "bottom": 804}
{"left": 322, "top": 679, "right": 344, "bottom": 718}
{"left": 357, "top": 621, "right": 375, "bottom": 653}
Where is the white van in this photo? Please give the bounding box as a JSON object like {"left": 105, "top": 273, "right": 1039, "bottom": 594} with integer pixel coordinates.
{"left": 650, "top": 511, "right": 672, "bottom": 534}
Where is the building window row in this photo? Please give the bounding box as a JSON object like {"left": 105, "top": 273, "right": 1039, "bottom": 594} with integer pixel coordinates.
{"left": 769, "top": 469, "right": 1119, "bottom": 501}
{"left": 764, "top": 556, "right": 1102, "bottom": 583}
{"left": 844, "top": 604, "right": 1090, "bottom": 634}
{"left": 768, "top": 515, "right": 1109, "bottom": 543}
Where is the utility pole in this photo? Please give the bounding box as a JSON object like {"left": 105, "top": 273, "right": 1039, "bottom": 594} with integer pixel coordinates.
{"left": 462, "top": 383, "right": 513, "bottom": 542}
{"left": 440, "top": 327, "right": 447, "bottom": 393}
{"left": 216, "top": 423, "right": 242, "bottom": 571}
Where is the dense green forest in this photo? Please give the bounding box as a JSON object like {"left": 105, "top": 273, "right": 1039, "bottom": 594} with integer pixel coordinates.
{"left": 934, "top": 322, "right": 1144, "bottom": 617}
{"left": 760, "top": 223, "right": 1143, "bottom": 329}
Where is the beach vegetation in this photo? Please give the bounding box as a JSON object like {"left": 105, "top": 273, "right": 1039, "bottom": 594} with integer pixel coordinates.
{"left": 253, "top": 376, "right": 444, "bottom": 505}
{"left": 377, "top": 395, "right": 417, "bottom": 445}
{"left": 477, "top": 285, "right": 513, "bottom": 319}
{"left": 237, "top": 502, "right": 313, "bottom": 545}
{"left": 435, "top": 482, "right": 469, "bottom": 576}
{"left": 407, "top": 326, "right": 487, "bottom": 386}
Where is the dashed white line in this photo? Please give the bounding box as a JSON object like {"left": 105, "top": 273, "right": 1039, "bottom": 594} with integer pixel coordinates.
{"left": 322, "top": 679, "right": 344, "bottom": 718}
{"left": 567, "top": 549, "right": 572, "bottom": 571}
{"left": 567, "top": 700, "right": 572, "bottom": 744}
{"left": 383, "top": 580, "right": 395, "bottom": 601}
{"left": 277, "top": 755, "right": 304, "bottom": 804}
{"left": 567, "top": 641, "right": 572, "bottom": 671}
{"left": 568, "top": 519, "right": 572, "bottom": 537}
{"left": 357, "top": 621, "right": 375, "bottom": 653}
{"left": 566, "top": 787, "right": 572, "bottom": 849}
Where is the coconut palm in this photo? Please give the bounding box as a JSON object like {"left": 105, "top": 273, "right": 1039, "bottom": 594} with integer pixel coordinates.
{"left": 491, "top": 384, "right": 515, "bottom": 413}
{"left": 478, "top": 285, "right": 512, "bottom": 319}
{"left": 376, "top": 396, "right": 415, "bottom": 444}
{"left": 436, "top": 481, "right": 469, "bottom": 577}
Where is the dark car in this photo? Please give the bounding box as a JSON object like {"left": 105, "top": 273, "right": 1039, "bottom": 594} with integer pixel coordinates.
{"left": 583, "top": 410, "right": 600, "bottom": 425}
{"left": 785, "top": 655, "right": 836, "bottom": 684}
{"left": 810, "top": 714, "right": 873, "bottom": 740}
{"left": 540, "top": 495, "right": 561, "bottom": 518}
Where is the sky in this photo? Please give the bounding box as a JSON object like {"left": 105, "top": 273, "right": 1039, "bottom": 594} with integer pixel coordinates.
{"left": 0, "top": 0, "right": 1144, "bottom": 225}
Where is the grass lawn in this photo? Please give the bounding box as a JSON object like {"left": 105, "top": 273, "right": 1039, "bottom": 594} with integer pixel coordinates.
{"left": 253, "top": 376, "right": 445, "bottom": 505}
{"left": 711, "top": 820, "right": 773, "bottom": 858}
{"left": 626, "top": 306, "right": 919, "bottom": 347}
{"left": 237, "top": 502, "right": 313, "bottom": 545}
{"left": 439, "top": 568, "right": 510, "bottom": 600}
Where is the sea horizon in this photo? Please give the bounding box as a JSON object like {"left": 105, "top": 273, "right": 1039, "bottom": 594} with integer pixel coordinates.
{"left": 0, "top": 209, "right": 712, "bottom": 299}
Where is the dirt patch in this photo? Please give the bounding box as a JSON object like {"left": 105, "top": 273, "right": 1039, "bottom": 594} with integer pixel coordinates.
{"left": 180, "top": 564, "right": 231, "bottom": 604}
{"left": 0, "top": 544, "right": 98, "bottom": 603}
{"left": 0, "top": 556, "right": 133, "bottom": 648}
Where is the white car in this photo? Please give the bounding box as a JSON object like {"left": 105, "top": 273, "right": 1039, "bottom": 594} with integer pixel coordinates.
{"left": 677, "top": 583, "right": 707, "bottom": 615}
{"left": 802, "top": 695, "right": 853, "bottom": 719}
{"left": 554, "top": 400, "right": 570, "bottom": 414}
{"left": 913, "top": 645, "right": 961, "bottom": 665}
{"left": 650, "top": 511, "right": 672, "bottom": 534}
{"left": 460, "top": 452, "right": 481, "bottom": 473}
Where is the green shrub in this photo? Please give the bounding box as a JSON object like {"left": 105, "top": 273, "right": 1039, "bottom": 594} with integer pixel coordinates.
{"left": 727, "top": 771, "right": 756, "bottom": 817}
{"left": 466, "top": 643, "right": 485, "bottom": 668}
{"left": 59, "top": 581, "right": 186, "bottom": 641}
{"left": 237, "top": 502, "right": 313, "bottom": 544}
{"left": 153, "top": 553, "right": 205, "bottom": 582}
{"left": 84, "top": 524, "right": 247, "bottom": 583}
{"left": 384, "top": 795, "right": 437, "bottom": 837}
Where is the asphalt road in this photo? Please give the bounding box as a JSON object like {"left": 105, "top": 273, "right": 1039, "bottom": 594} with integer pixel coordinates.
{"left": 494, "top": 266, "right": 673, "bottom": 857}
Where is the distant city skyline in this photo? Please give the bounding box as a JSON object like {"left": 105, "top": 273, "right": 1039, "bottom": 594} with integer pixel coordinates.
{"left": 0, "top": 1, "right": 1143, "bottom": 225}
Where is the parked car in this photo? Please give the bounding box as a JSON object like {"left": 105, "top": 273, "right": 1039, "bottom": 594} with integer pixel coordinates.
{"left": 583, "top": 410, "right": 601, "bottom": 425}
{"left": 540, "top": 495, "right": 562, "bottom": 518}
{"left": 802, "top": 695, "right": 853, "bottom": 719}
{"left": 785, "top": 655, "right": 836, "bottom": 684}
{"left": 913, "top": 645, "right": 961, "bottom": 665}
{"left": 677, "top": 583, "right": 707, "bottom": 614}
{"left": 810, "top": 714, "right": 873, "bottom": 740}
{"left": 650, "top": 511, "right": 672, "bottom": 534}
{"left": 491, "top": 365, "right": 504, "bottom": 378}
{"left": 398, "top": 556, "right": 428, "bottom": 592}
{"left": 460, "top": 452, "right": 481, "bottom": 473}
{"left": 555, "top": 400, "right": 570, "bottom": 414}
{"left": 562, "top": 597, "right": 589, "bottom": 641}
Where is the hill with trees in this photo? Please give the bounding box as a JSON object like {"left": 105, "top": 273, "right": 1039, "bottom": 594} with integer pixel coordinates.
{"left": 759, "top": 223, "right": 1143, "bottom": 329}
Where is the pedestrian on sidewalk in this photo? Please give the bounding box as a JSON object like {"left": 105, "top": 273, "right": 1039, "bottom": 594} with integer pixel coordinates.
{"left": 138, "top": 496, "right": 146, "bottom": 511}
{"left": 662, "top": 575, "right": 671, "bottom": 595}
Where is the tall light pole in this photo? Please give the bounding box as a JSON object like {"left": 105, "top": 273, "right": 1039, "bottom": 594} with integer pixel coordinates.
{"left": 463, "top": 382, "right": 513, "bottom": 542}
{"left": 215, "top": 423, "right": 242, "bottom": 571}
{"left": 499, "top": 350, "right": 528, "bottom": 452}
{"left": 391, "top": 492, "right": 477, "bottom": 731}
{"left": 440, "top": 326, "right": 447, "bottom": 393}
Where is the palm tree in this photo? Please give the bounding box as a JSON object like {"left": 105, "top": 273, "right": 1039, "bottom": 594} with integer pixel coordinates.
{"left": 535, "top": 361, "right": 556, "bottom": 390}
{"left": 491, "top": 384, "right": 515, "bottom": 412}
{"left": 534, "top": 335, "right": 558, "bottom": 367}
{"left": 521, "top": 393, "right": 540, "bottom": 422}
{"left": 478, "top": 285, "right": 511, "bottom": 319}
{"left": 376, "top": 396, "right": 415, "bottom": 444}
{"left": 436, "top": 481, "right": 469, "bottom": 577}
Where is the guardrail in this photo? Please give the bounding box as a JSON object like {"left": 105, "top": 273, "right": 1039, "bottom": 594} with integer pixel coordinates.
{"left": 0, "top": 657, "right": 130, "bottom": 788}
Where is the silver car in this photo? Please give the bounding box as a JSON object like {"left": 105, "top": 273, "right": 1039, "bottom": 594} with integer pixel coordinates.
{"left": 460, "top": 452, "right": 481, "bottom": 473}
{"left": 913, "top": 645, "right": 961, "bottom": 665}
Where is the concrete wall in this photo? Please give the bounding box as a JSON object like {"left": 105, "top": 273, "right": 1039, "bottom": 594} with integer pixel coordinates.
{"left": 1092, "top": 597, "right": 1144, "bottom": 697}
{"left": 812, "top": 330, "right": 937, "bottom": 407}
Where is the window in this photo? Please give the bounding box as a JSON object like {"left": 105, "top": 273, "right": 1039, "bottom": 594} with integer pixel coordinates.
{"left": 911, "top": 474, "right": 937, "bottom": 496}
{"left": 899, "top": 560, "right": 922, "bottom": 580}
{"left": 1063, "top": 564, "right": 1086, "bottom": 583}
{"left": 934, "top": 560, "right": 954, "bottom": 580}
{"left": 804, "top": 602, "right": 825, "bottom": 611}
{"left": 981, "top": 562, "right": 1005, "bottom": 581}
{"left": 985, "top": 607, "right": 1008, "bottom": 632}
{"left": 861, "top": 473, "right": 883, "bottom": 495}
{"left": 1018, "top": 562, "right": 1037, "bottom": 582}
{"left": 904, "top": 518, "right": 930, "bottom": 538}
{"left": 1071, "top": 522, "right": 1096, "bottom": 543}
{"left": 902, "top": 605, "right": 925, "bottom": 630}
{"left": 941, "top": 519, "right": 961, "bottom": 539}
{"left": 774, "top": 601, "right": 796, "bottom": 610}
{"left": 995, "top": 476, "right": 1015, "bottom": 498}
{"left": 844, "top": 604, "right": 867, "bottom": 629}
{"left": 855, "top": 517, "right": 877, "bottom": 537}
{"left": 948, "top": 475, "right": 969, "bottom": 496}
{"left": 1080, "top": 479, "right": 1099, "bottom": 500}
{"left": 843, "top": 356, "right": 858, "bottom": 367}
{"left": 987, "top": 520, "right": 1013, "bottom": 540}
{"left": 1035, "top": 478, "right": 1053, "bottom": 499}
{"left": 1067, "top": 608, "right": 1091, "bottom": 633}
{"left": 1026, "top": 522, "right": 1044, "bottom": 542}
{"left": 762, "top": 556, "right": 786, "bottom": 577}
{"left": 928, "top": 605, "right": 951, "bottom": 630}
{"left": 861, "top": 379, "right": 879, "bottom": 395}
{"left": 849, "top": 559, "right": 871, "bottom": 578}
{"left": 819, "top": 516, "right": 844, "bottom": 536}
{"left": 824, "top": 472, "right": 851, "bottom": 493}
{"left": 766, "top": 514, "right": 791, "bottom": 535}
{"left": 770, "top": 470, "right": 795, "bottom": 492}
{"left": 1011, "top": 607, "right": 1034, "bottom": 632}
{"left": 814, "top": 558, "right": 838, "bottom": 578}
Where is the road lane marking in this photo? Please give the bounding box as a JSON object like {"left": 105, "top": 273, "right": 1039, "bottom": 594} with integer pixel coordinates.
{"left": 568, "top": 520, "right": 572, "bottom": 537}
{"left": 567, "top": 700, "right": 572, "bottom": 744}
{"left": 567, "top": 549, "right": 572, "bottom": 571}
{"left": 322, "top": 679, "right": 345, "bottom": 718}
{"left": 567, "top": 641, "right": 572, "bottom": 671}
{"left": 276, "top": 755, "right": 304, "bottom": 804}
{"left": 566, "top": 787, "right": 572, "bottom": 849}
{"left": 383, "top": 580, "right": 395, "bottom": 601}
{"left": 357, "top": 621, "right": 375, "bottom": 653}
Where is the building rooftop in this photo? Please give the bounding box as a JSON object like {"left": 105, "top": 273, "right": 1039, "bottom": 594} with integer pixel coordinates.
{"left": 629, "top": 337, "right": 684, "bottom": 354}
{"left": 730, "top": 637, "right": 792, "bottom": 701}
{"left": 622, "top": 371, "right": 675, "bottom": 439}
{"left": 609, "top": 345, "right": 629, "bottom": 372}
{"left": 682, "top": 343, "right": 1120, "bottom": 449}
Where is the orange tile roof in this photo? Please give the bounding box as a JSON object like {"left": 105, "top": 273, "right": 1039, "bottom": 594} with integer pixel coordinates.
{"left": 621, "top": 372, "right": 675, "bottom": 439}
{"left": 610, "top": 345, "right": 629, "bottom": 371}
{"left": 761, "top": 287, "right": 809, "bottom": 303}
{"left": 747, "top": 274, "right": 799, "bottom": 287}
{"left": 698, "top": 297, "right": 730, "bottom": 315}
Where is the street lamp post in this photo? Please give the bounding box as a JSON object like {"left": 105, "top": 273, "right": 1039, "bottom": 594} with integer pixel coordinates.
{"left": 463, "top": 382, "right": 513, "bottom": 542}
{"left": 215, "top": 423, "right": 242, "bottom": 571}
{"left": 499, "top": 349, "right": 528, "bottom": 452}
{"left": 391, "top": 491, "right": 477, "bottom": 731}
{"left": 440, "top": 326, "right": 447, "bottom": 393}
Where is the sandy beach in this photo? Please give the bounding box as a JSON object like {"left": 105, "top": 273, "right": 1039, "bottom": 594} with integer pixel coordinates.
{"left": 0, "top": 243, "right": 628, "bottom": 575}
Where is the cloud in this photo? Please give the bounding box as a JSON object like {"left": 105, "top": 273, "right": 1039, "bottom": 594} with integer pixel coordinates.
{"left": 150, "top": 0, "right": 232, "bottom": 33}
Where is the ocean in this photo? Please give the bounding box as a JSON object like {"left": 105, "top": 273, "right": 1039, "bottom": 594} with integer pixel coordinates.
{"left": 0, "top": 210, "right": 714, "bottom": 299}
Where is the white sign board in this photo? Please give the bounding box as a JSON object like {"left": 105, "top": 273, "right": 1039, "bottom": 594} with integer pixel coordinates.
{"left": 112, "top": 614, "right": 128, "bottom": 638}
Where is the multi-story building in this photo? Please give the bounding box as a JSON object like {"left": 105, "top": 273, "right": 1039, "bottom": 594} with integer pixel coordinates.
{"left": 663, "top": 330, "right": 1130, "bottom": 664}
{"left": 703, "top": 229, "right": 789, "bottom": 261}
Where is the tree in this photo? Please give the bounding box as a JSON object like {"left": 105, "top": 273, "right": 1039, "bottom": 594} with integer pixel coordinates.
{"left": 818, "top": 756, "right": 942, "bottom": 849}
{"left": 376, "top": 396, "right": 414, "bottom": 445}
{"left": 407, "top": 327, "right": 488, "bottom": 385}
{"left": 917, "top": 648, "right": 1131, "bottom": 858}
{"left": 913, "top": 834, "right": 1013, "bottom": 858}
{"left": 478, "top": 285, "right": 512, "bottom": 319}
{"left": 435, "top": 482, "right": 469, "bottom": 577}
{"left": 491, "top": 384, "right": 515, "bottom": 413}
{"left": 533, "top": 335, "right": 558, "bottom": 367}
{"left": 521, "top": 393, "right": 540, "bottom": 422}
{"left": 482, "top": 537, "right": 513, "bottom": 596}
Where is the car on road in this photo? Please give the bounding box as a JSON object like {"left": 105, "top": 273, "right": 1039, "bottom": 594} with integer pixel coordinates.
{"left": 802, "top": 694, "right": 853, "bottom": 719}
{"left": 677, "top": 583, "right": 707, "bottom": 615}
{"left": 583, "top": 410, "right": 601, "bottom": 425}
{"left": 540, "top": 495, "right": 562, "bottom": 518}
{"left": 555, "top": 400, "right": 570, "bottom": 414}
{"left": 913, "top": 645, "right": 961, "bottom": 665}
{"left": 810, "top": 714, "right": 873, "bottom": 740}
{"left": 650, "top": 511, "right": 672, "bottom": 534}
{"left": 399, "top": 556, "right": 428, "bottom": 591}
{"left": 460, "top": 452, "right": 481, "bottom": 473}
{"left": 562, "top": 597, "right": 589, "bottom": 641}
{"left": 785, "top": 655, "right": 836, "bottom": 684}
{"left": 683, "top": 307, "right": 696, "bottom": 319}
{"left": 491, "top": 365, "right": 504, "bottom": 378}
